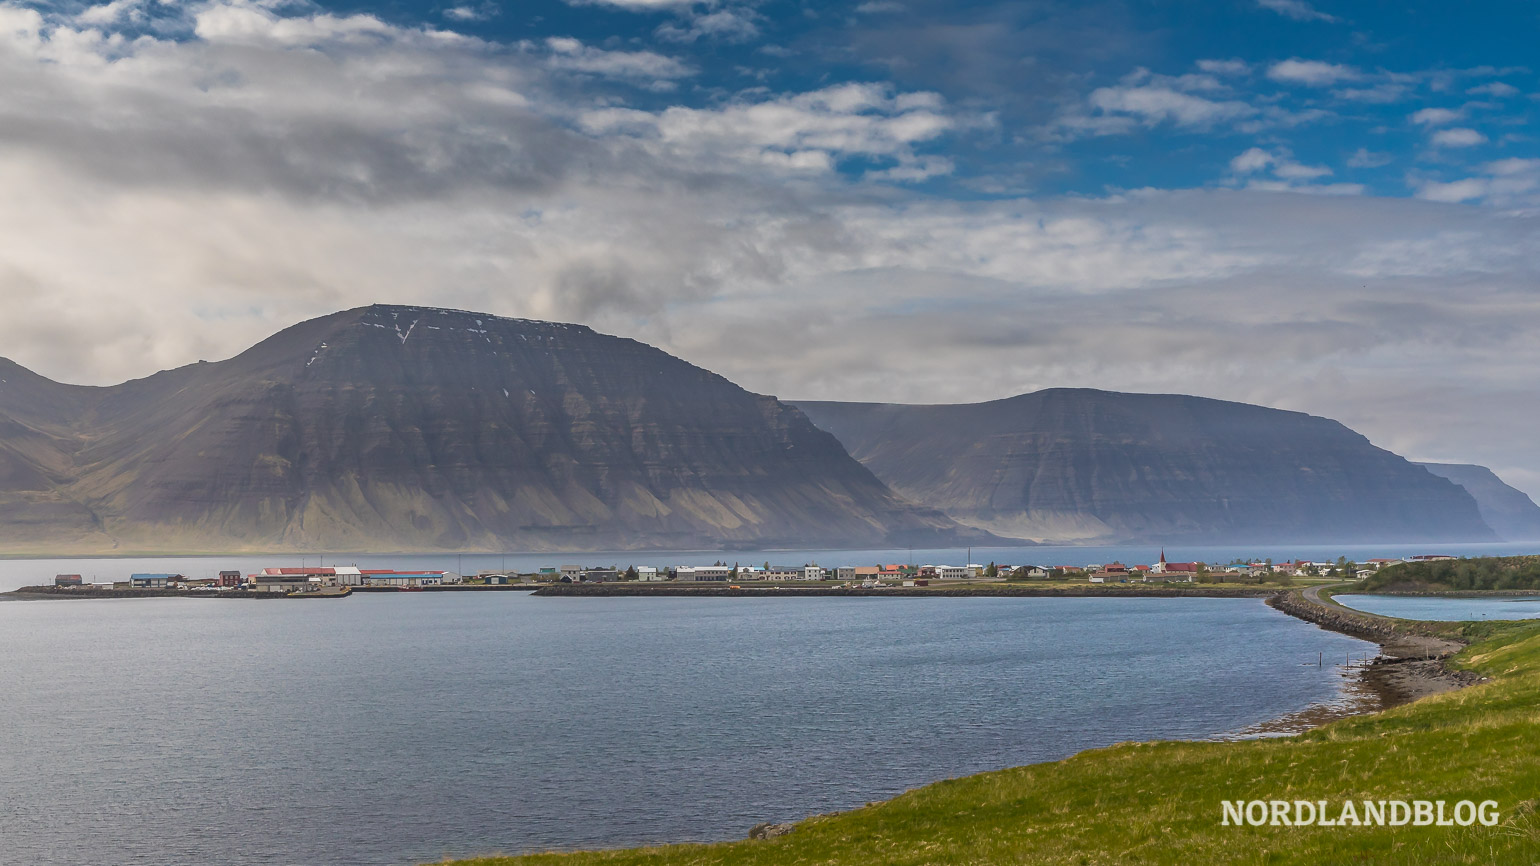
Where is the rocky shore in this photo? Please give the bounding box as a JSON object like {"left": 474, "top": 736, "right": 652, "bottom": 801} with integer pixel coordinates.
{"left": 531, "top": 583, "right": 1278, "bottom": 599}
{"left": 1267, "top": 587, "right": 1486, "bottom": 707}
{"left": 3, "top": 585, "right": 338, "bottom": 600}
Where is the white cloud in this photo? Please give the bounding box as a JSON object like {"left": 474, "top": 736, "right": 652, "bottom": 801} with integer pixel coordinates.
{"left": 655, "top": 8, "right": 759, "bottom": 43}
{"left": 539, "top": 36, "right": 694, "bottom": 82}
{"left": 1055, "top": 62, "right": 1338, "bottom": 139}
{"left": 1229, "top": 147, "right": 1274, "bottom": 175}
{"left": 1332, "top": 82, "right": 1411, "bottom": 104}
{"left": 74, "top": 0, "right": 147, "bottom": 27}
{"left": 1346, "top": 148, "right": 1391, "bottom": 168}
{"left": 192, "top": 0, "right": 396, "bottom": 47}
{"left": 578, "top": 83, "right": 961, "bottom": 180}
{"left": 1226, "top": 147, "right": 1338, "bottom": 193}
{"left": 1409, "top": 107, "right": 1462, "bottom": 126}
{"left": 1466, "top": 81, "right": 1520, "bottom": 98}
{"left": 564, "top": 0, "right": 693, "bottom": 8}
{"left": 443, "top": 4, "right": 497, "bottom": 22}
{"left": 1273, "top": 161, "right": 1332, "bottom": 181}
{"left": 1255, "top": 0, "right": 1338, "bottom": 22}
{"left": 1196, "top": 59, "right": 1250, "bottom": 76}
{"left": 1430, "top": 127, "right": 1487, "bottom": 148}
{"left": 1267, "top": 58, "right": 1359, "bottom": 86}
{"left": 1088, "top": 85, "right": 1252, "bottom": 126}
{"left": 1414, "top": 178, "right": 1492, "bottom": 204}
{"left": 1413, "top": 159, "right": 1540, "bottom": 206}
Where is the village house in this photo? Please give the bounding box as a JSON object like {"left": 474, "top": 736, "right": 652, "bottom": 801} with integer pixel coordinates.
{"left": 636, "top": 566, "right": 662, "bottom": 581}
{"left": 54, "top": 574, "right": 83, "bottom": 587}
{"left": 676, "top": 565, "right": 732, "bottom": 581}
{"left": 362, "top": 570, "right": 445, "bottom": 588}
{"left": 1151, "top": 551, "right": 1201, "bottom": 575}
{"left": 249, "top": 568, "right": 335, "bottom": 592}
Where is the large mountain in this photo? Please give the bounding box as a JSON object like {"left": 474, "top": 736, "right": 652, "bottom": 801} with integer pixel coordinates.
{"left": 794, "top": 390, "right": 1497, "bottom": 544}
{"left": 0, "top": 305, "right": 988, "bottom": 553}
{"left": 1417, "top": 463, "right": 1540, "bottom": 542}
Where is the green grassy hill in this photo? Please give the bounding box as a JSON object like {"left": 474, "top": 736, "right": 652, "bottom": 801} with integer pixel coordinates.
{"left": 440, "top": 617, "right": 1540, "bottom": 866}
{"left": 1363, "top": 556, "right": 1540, "bottom": 592}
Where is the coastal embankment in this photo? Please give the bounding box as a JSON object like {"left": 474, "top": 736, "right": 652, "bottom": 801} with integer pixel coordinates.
{"left": 1269, "top": 584, "right": 1484, "bottom": 704}
{"left": 530, "top": 583, "right": 1277, "bottom": 599}
{"left": 2, "top": 586, "right": 352, "bottom": 600}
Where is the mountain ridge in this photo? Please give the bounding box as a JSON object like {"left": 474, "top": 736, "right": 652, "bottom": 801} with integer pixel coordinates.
{"left": 1416, "top": 462, "right": 1540, "bottom": 542}
{"left": 793, "top": 389, "right": 1497, "bottom": 545}
{"left": 0, "top": 304, "right": 994, "bottom": 554}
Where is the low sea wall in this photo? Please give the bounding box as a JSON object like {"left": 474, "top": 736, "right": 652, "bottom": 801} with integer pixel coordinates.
{"left": 532, "top": 583, "right": 1277, "bottom": 599}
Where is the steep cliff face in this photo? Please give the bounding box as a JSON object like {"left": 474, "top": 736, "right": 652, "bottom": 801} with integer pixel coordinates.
{"left": 794, "top": 389, "right": 1497, "bottom": 544}
{"left": 1417, "top": 463, "right": 1540, "bottom": 542}
{"left": 0, "top": 306, "right": 983, "bottom": 553}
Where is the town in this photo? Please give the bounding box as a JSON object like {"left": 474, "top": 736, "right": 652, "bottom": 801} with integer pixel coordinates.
{"left": 39, "top": 552, "right": 1456, "bottom": 596}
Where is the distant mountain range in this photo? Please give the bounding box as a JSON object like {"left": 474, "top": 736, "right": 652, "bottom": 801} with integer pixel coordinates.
{"left": 0, "top": 306, "right": 1525, "bottom": 553}
{"left": 794, "top": 390, "right": 1507, "bottom": 545}
{"left": 1417, "top": 463, "right": 1540, "bottom": 542}
{"left": 0, "top": 305, "right": 986, "bottom": 553}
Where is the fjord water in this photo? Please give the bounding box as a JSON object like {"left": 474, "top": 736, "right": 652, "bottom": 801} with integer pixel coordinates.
{"left": 1336, "top": 593, "right": 1540, "bottom": 621}
{"left": 0, "top": 593, "right": 1372, "bottom": 866}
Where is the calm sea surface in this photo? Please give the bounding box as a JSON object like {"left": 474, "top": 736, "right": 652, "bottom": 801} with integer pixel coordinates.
{"left": 1335, "top": 594, "right": 1540, "bottom": 621}
{"left": 0, "top": 593, "right": 1372, "bottom": 866}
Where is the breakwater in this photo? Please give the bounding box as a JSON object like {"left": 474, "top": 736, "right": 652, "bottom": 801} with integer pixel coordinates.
{"left": 532, "top": 583, "right": 1277, "bottom": 599}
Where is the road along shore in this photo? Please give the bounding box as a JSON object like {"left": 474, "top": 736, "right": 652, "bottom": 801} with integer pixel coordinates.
{"left": 1268, "top": 586, "right": 1485, "bottom": 706}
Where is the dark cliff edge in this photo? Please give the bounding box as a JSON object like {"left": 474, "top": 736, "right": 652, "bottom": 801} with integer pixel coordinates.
{"left": 1417, "top": 462, "right": 1540, "bottom": 542}
{"left": 0, "top": 305, "right": 999, "bottom": 554}
{"left": 795, "top": 390, "right": 1497, "bottom": 545}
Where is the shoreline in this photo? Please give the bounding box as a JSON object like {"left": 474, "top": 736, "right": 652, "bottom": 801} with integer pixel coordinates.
{"left": 1267, "top": 586, "right": 1485, "bottom": 708}
{"left": 529, "top": 582, "right": 1279, "bottom": 599}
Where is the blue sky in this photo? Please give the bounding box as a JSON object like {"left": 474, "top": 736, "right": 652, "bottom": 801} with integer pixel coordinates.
{"left": 308, "top": 0, "right": 1539, "bottom": 199}
{"left": 0, "top": 0, "right": 1538, "bottom": 493}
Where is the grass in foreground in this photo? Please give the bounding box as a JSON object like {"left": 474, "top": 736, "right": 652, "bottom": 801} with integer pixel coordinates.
{"left": 441, "top": 619, "right": 1540, "bottom": 866}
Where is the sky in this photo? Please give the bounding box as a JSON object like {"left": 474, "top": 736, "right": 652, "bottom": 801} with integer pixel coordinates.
{"left": 1, "top": 0, "right": 1539, "bottom": 491}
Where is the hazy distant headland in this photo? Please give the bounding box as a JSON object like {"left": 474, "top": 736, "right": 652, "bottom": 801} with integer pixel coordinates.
{"left": 0, "top": 305, "right": 1533, "bottom": 555}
